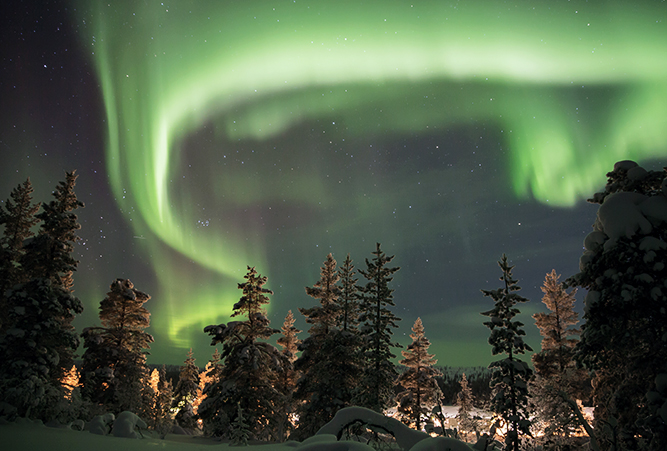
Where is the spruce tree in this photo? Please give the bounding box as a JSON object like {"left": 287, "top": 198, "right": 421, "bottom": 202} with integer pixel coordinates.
{"left": 294, "top": 253, "right": 346, "bottom": 439}
{"left": 276, "top": 310, "right": 301, "bottom": 440}
{"left": 0, "top": 178, "right": 40, "bottom": 332}
{"left": 356, "top": 243, "right": 402, "bottom": 412}
{"left": 481, "top": 254, "right": 533, "bottom": 451}
{"left": 0, "top": 174, "right": 83, "bottom": 419}
{"left": 396, "top": 317, "right": 441, "bottom": 431}
{"left": 80, "top": 278, "right": 154, "bottom": 414}
{"left": 201, "top": 266, "right": 283, "bottom": 441}
{"left": 567, "top": 161, "right": 667, "bottom": 450}
{"left": 455, "top": 373, "right": 479, "bottom": 442}
{"left": 22, "top": 171, "right": 84, "bottom": 386}
{"left": 531, "top": 270, "right": 589, "bottom": 445}
{"left": 172, "top": 349, "right": 200, "bottom": 429}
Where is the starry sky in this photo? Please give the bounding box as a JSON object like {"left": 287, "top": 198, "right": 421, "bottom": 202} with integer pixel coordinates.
{"left": 1, "top": 0, "right": 666, "bottom": 368}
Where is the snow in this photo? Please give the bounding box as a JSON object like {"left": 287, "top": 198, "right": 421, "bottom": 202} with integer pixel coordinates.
{"left": 87, "top": 413, "right": 114, "bottom": 436}
{"left": 112, "top": 411, "right": 148, "bottom": 439}
{"left": 0, "top": 418, "right": 373, "bottom": 451}
{"left": 597, "top": 192, "right": 652, "bottom": 249}
{"left": 0, "top": 407, "right": 481, "bottom": 451}
{"left": 581, "top": 182, "right": 667, "bottom": 263}
{"left": 316, "top": 406, "right": 432, "bottom": 450}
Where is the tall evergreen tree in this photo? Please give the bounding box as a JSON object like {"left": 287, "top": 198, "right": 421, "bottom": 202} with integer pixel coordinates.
{"left": 22, "top": 171, "right": 84, "bottom": 386}
{"left": 481, "top": 254, "right": 533, "bottom": 451}
{"left": 356, "top": 243, "right": 402, "bottom": 412}
{"left": 0, "top": 178, "right": 40, "bottom": 332}
{"left": 396, "top": 317, "right": 441, "bottom": 431}
{"left": 294, "top": 253, "right": 346, "bottom": 439}
{"left": 201, "top": 266, "right": 284, "bottom": 441}
{"left": 531, "top": 270, "right": 589, "bottom": 445}
{"left": 568, "top": 160, "right": 667, "bottom": 450}
{"left": 276, "top": 311, "right": 301, "bottom": 441}
{"left": 80, "top": 278, "right": 154, "bottom": 414}
{"left": 21, "top": 171, "right": 84, "bottom": 290}
{"left": 172, "top": 349, "right": 200, "bottom": 429}
{"left": 0, "top": 174, "right": 83, "bottom": 419}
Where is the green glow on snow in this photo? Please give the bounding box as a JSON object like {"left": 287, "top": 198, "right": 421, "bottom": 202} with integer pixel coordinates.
{"left": 76, "top": 0, "right": 667, "bottom": 350}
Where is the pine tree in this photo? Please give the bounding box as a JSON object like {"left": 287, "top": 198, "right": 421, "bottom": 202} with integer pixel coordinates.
{"left": 0, "top": 178, "right": 40, "bottom": 332}
{"left": 396, "top": 317, "right": 441, "bottom": 431}
{"left": 275, "top": 311, "right": 301, "bottom": 440}
{"left": 0, "top": 174, "right": 83, "bottom": 420}
{"left": 201, "top": 266, "right": 283, "bottom": 441}
{"left": 80, "top": 278, "right": 154, "bottom": 414}
{"left": 455, "top": 373, "right": 479, "bottom": 442}
{"left": 21, "top": 171, "right": 84, "bottom": 290}
{"left": 481, "top": 254, "right": 533, "bottom": 451}
{"left": 568, "top": 161, "right": 667, "bottom": 450}
{"left": 356, "top": 243, "right": 402, "bottom": 412}
{"left": 530, "top": 270, "right": 589, "bottom": 445}
{"left": 295, "top": 254, "right": 349, "bottom": 438}
{"left": 23, "top": 171, "right": 84, "bottom": 386}
{"left": 172, "top": 349, "right": 200, "bottom": 429}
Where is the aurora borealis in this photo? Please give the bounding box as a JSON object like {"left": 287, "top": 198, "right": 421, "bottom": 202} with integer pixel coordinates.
{"left": 1, "top": 1, "right": 666, "bottom": 367}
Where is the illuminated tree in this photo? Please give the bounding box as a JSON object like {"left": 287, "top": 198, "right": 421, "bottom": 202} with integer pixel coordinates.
{"left": 62, "top": 365, "right": 80, "bottom": 401}
{"left": 172, "top": 349, "right": 200, "bottom": 429}
{"left": 275, "top": 310, "right": 301, "bottom": 440}
{"left": 201, "top": 266, "right": 283, "bottom": 441}
{"left": 481, "top": 254, "right": 533, "bottom": 451}
{"left": 568, "top": 161, "right": 667, "bottom": 450}
{"left": 0, "top": 178, "right": 40, "bottom": 332}
{"left": 154, "top": 365, "right": 174, "bottom": 436}
{"left": 80, "top": 278, "right": 154, "bottom": 414}
{"left": 396, "top": 317, "right": 441, "bottom": 431}
{"left": 356, "top": 243, "right": 402, "bottom": 412}
{"left": 530, "top": 270, "right": 589, "bottom": 445}
{"left": 193, "top": 349, "right": 221, "bottom": 416}
{"left": 455, "top": 373, "right": 479, "bottom": 441}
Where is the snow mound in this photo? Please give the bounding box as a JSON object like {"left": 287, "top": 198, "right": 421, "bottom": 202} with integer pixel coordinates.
{"left": 87, "top": 413, "right": 114, "bottom": 436}
{"left": 317, "top": 406, "right": 465, "bottom": 451}
{"left": 111, "top": 411, "right": 147, "bottom": 439}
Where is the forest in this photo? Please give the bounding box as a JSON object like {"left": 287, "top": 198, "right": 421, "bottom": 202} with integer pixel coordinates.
{"left": 0, "top": 161, "right": 666, "bottom": 451}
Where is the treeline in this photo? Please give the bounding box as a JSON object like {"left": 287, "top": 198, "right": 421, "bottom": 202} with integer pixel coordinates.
{"left": 0, "top": 161, "right": 666, "bottom": 451}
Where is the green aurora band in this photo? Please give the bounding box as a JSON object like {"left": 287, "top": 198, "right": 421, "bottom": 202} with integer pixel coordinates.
{"left": 76, "top": 1, "right": 667, "bottom": 351}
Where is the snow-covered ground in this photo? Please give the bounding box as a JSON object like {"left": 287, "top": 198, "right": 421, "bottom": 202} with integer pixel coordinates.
{"left": 0, "top": 407, "right": 480, "bottom": 451}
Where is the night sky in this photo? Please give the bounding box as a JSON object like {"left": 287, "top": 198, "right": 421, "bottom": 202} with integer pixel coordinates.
{"left": 2, "top": 0, "right": 665, "bottom": 368}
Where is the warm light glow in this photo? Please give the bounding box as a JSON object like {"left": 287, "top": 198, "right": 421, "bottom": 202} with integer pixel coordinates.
{"left": 61, "top": 365, "right": 79, "bottom": 400}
